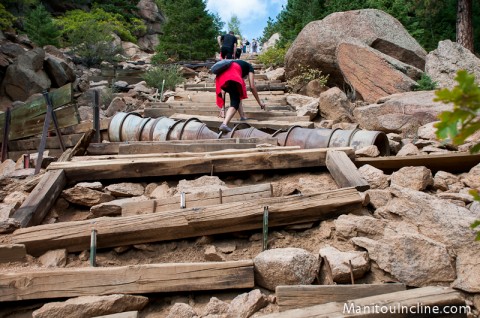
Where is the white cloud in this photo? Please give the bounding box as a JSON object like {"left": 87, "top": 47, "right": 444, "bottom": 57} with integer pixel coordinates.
{"left": 206, "top": 0, "right": 268, "bottom": 24}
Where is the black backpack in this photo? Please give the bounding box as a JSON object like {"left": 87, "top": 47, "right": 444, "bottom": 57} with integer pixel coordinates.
{"left": 210, "top": 60, "right": 234, "bottom": 75}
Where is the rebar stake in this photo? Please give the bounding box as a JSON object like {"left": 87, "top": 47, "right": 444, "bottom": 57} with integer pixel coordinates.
{"left": 262, "top": 206, "right": 269, "bottom": 251}
{"left": 90, "top": 228, "right": 97, "bottom": 267}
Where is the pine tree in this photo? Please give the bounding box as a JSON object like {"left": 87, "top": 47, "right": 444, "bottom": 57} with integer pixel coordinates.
{"left": 155, "top": 0, "right": 218, "bottom": 61}
{"left": 24, "top": 4, "right": 61, "bottom": 47}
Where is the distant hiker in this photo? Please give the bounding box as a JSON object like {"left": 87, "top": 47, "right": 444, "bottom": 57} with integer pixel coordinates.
{"left": 215, "top": 60, "right": 265, "bottom": 133}
{"left": 235, "top": 36, "right": 243, "bottom": 59}
{"left": 217, "top": 31, "right": 237, "bottom": 60}
{"left": 251, "top": 39, "right": 258, "bottom": 54}
{"left": 243, "top": 38, "right": 249, "bottom": 53}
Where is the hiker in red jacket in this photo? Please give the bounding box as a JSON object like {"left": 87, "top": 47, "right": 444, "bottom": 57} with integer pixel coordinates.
{"left": 215, "top": 60, "right": 265, "bottom": 133}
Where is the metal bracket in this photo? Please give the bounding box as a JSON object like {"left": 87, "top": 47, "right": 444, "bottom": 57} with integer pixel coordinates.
{"left": 90, "top": 228, "right": 97, "bottom": 267}
{"left": 180, "top": 192, "right": 186, "bottom": 209}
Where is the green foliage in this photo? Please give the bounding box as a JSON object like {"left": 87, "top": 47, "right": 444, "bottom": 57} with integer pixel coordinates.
{"left": 434, "top": 70, "right": 480, "bottom": 241}
{"left": 0, "top": 3, "right": 16, "bottom": 31}
{"left": 259, "top": 17, "right": 278, "bottom": 44}
{"left": 93, "top": 1, "right": 147, "bottom": 37}
{"left": 257, "top": 43, "right": 289, "bottom": 67}
{"left": 414, "top": 74, "right": 437, "bottom": 91}
{"left": 211, "top": 12, "right": 225, "bottom": 36}
{"left": 269, "top": 0, "right": 480, "bottom": 53}
{"left": 57, "top": 8, "right": 139, "bottom": 43}
{"left": 24, "top": 4, "right": 60, "bottom": 47}
{"left": 142, "top": 65, "right": 184, "bottom": 91}
{"left": 155, "top": 0, "right": 218, "bottom": 61}
{"left": 227, "top": 14, "right": 241, "bottom": 37}
{"left": 287, "top": 64, "right": 329, "bottom": 92}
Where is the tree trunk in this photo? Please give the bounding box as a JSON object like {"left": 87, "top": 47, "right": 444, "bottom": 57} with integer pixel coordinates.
{"left": 456, "top": 0, "right": 474, "bottom": 51}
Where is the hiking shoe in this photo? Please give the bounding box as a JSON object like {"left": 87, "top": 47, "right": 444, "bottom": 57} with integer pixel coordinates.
{"left": 240, "top": 117, "right": 250, "bottom": 121}
{"left": 219, "top": 124, "right": 232, "bottom": 133}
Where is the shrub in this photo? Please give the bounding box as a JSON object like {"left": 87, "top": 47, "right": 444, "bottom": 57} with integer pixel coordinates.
{"left": 142, "top": 65, "right": 184, "bottom": 91}
{"left": 414, "top": 73, "right": 438, "bottom": 91}
{"left": 257, "top": 44, "right": 289, "bottom": 67}
{"left": 0, "top": 3, "right": 16, "bottom": 31}
{"left": 287, "top": 64, "right": 329, "bottom": 93}
{"left": 23, "top": 4, "right": 61, "bottom": 47}
{"left": 57, "top": 8, "right": 140, "bottom": 44}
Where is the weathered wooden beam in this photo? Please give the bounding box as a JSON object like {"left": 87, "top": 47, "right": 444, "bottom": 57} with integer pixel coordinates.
{"left": 86, "top": 138, "right": 280, "bottom": 155}
{"left": 58, "top": 129, "right": 95, "bottom": 162}
{"left": 144, "top": 108, "right": 305, "bottom": 121}
{"left": 263, "top": 286, "right": 466, "bottom": 318}
{"left": 355, "top": 152, "right": 480, "bottom": 173}
{"left": 170, "top": 114, "right": 313, "bottom": 129}
{"left": 276, "top": 284, "right": 406, "bottom": 311}
{"left": 326, "top": 150, "right": 370, "bottom": 191}
{"left": 60, "top": 118, "right": 111, "bottom": 135}
{"left": 122, "top": 183, "right": 273, "bottom": 216}
{"left": 0, "top": 83, "right": 72, "bottom": 141}
{"left": 7, "top": 134, "right": 84, "bottom": 151}
{"left": 0, "top": 260, "right": 253, "bottom": 301}
{"left": 184, "top": 83, "right": 286, "bottom": 92}
{"left": 48, "top": 147, "right": 353, "bottom": 182}
{"left": 8, "top": 149, "right": 64, "bottom": 162}
{"left": 12, "top": 188, "right": 361, "bottom": 255}
{"left": 11, "top": 169, "right": 66, "bottom": 228}
{"left": 0, "top": 244, "right": 26, "bottom": 263}
{"left": 75, "top": 146, "right": 300, "bottom": 161}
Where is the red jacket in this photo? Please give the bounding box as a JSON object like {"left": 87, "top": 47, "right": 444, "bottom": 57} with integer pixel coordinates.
{"left": 215, "top": 62, "right": 248, "bottom": 108}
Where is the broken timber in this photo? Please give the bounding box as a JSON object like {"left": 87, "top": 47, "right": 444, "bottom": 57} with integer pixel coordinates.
{"left": 12, "top": 188, "right": 361, "bottom": 255}
{"left": 11, "top": 169, "right": 66, "bottom": 228}
{"left": 170, "top": 113, "right": 313, "bottom": 129}
{"left": 48, "top": 147, "right": 354, "bottom": 182}
{"left": 276, "top": 284, "right": 406, "bottom": 311}
{"left": 355, "top": 152, "right": 480, "bottom": 173}
{"left": 326, "top": 150, "right": 370, "bottom": 191}
{"left": 0, "top": 260, "right": 253, "bottom": 301}
{"left": 263, "top": 286, "right": 466, "bottom": 318}
{"left": 122, "top": 183, "right": 273, "bottom": 216}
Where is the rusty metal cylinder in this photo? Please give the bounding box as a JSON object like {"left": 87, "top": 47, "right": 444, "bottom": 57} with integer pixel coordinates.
{"left": 108, "top": 112, "right": 389, "bottom": 155}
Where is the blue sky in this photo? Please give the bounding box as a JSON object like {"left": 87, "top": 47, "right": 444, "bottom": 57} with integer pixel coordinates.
{"left": 206, "top": 0, "right": 287, "bottom": 42}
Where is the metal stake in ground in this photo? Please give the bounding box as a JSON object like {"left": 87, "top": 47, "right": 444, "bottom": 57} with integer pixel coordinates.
{"left": 263, "top": 206, "right": 269, "bottom": 251}
{"left": 93, "top": 90, "right": 100, "bottom": 143}
{"left": 35, "top": 91, "right": 54, "bottom": 174}
{"left": 90, "top": 228, "right": 97, "bottom": 267}
{"left": 44, "top": 90, "right": 66, "bottom": 152}
{"left": 1, "top": 106, "right": 11, "bottom": 163}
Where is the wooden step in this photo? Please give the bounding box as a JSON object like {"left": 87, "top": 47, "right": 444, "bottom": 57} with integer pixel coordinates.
{"left": 12, "top": 188, "right": 361, "bottom": 255}
{"left": 0, "top": 261, "right": 253, "bottom": 301}
{"left": 47, "top": 147, "right": 353, "bottom": 182}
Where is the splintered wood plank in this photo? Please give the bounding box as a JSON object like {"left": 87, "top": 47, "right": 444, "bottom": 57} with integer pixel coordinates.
{"left": 47, "top": 147, "right": 353, "bottom": 182}
{"left": 170, "top": 114, "right": 313, "bottom": 129}
{"left": 326, "top": 150, "right": 370, "bottom": 191}
{"left": 60, "top": 118, "right": 111, "bottom": 135}
{"left": 0, "top": 260, "right": 253, "bottom": 301}
{"left": 263, "top": 286, "right": 466, "bottom": 317}
{"left": 0, "top": 83, "right": 72, "bottom": 140}
{"left": 276, "top": 284, "right": 406, "bottom": 311}
{"left": 122, "top": 183, "right": 273, "bottom": 216}
{"left": 12, "top": 188, "right": 361, "bottom": 255}
{"left": 355, "top": 152, "right": 480, "bottom": 173}
{"left": 11, "top": 169, "right": 66, "bottom": 227}
{"left": 0, "top": 244, "right": 26, "bottom": 263}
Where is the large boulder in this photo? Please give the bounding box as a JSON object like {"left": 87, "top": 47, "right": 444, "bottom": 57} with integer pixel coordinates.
{"left": 318, "top": 87, "right": 353, "bottom": 123}
{"left": 353, "top": 91, "right": 452, "bottom": 134}
{"left": 263, "top": 33, "right": 280, "bottom": 51}
{"left": 352, "top": 233, "right": 456, "bottom": 286}
{"left": 136, "top": 0, "right": 165, "bottom": 52}
{"left": 425, "top": 40, "right": 480, "bottom": 89}
{"left": 337, "top": 43, "right": 420, "bottom": 103}
{"left": 2, "top": 48, "right": 51, "bottom": 101}
{"left": 254, "top": 248, "right": 320, "bottom": 291}
{"left": 285, "top": 9, "right": 426, "bottom": 87}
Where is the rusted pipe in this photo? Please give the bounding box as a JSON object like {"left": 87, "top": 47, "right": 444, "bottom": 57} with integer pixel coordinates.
{"left": 108, "top": 112, "right": 389, "bottom": 155}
